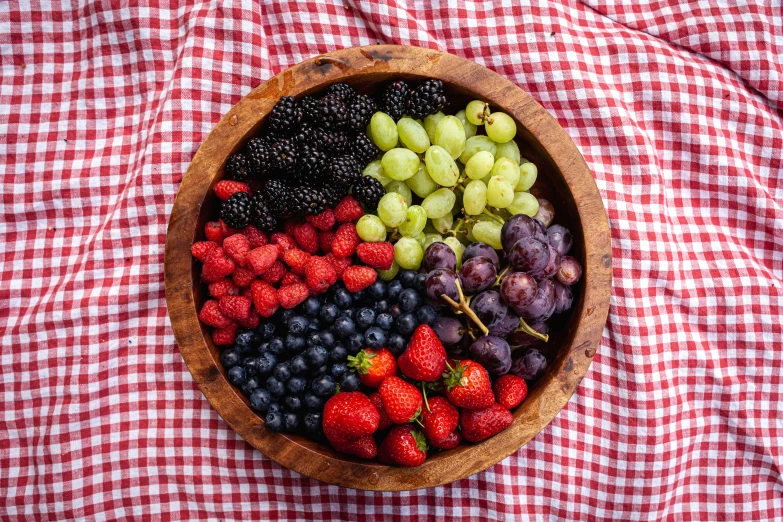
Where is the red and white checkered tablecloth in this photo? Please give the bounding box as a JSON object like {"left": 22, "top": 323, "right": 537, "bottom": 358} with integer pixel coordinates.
{"left": 1, "top": 1, "right": 781, "bottom": 520}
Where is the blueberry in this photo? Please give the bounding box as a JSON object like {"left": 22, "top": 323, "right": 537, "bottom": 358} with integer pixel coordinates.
{"left": 387, "top": 280, "right": 403, "bottom": 302}
{"left": 312, "top": 364, "right": 329, "bottom": 376}
{"left": 312, "top": 374, "right": 336, "bottom": 396}
{"left": 290, "top": 355, "right": 309, "bottom": 375}
{"left": 304, "top": 392, "right": 324, "bottom": 411}
{"left": 266, "top": 376, "right": 286, "bottom": 397}
{"left": 334, "top": 316, "right": 356, "bottom": 337}
{"left": 285, "top": 334, "right": 306, "bottom": 353}
{"left": 352, "top": 289, "right": 367, "bottom": 304}
{"left": 267, "top": 402, "right": 281, "bottom": 413}
{"left": 400, "top": 270, "right": 417, "bottom": 288}
{"left": 273, "top": 362, "right": 292, "bottom": 382}
{"left": 307, "top": 318, "right": 321, "bottom": 331}
{"left": 307, "top": 332, "right": 321, "bottom": 346}
{"left": 319, "top": 303, "right": 339, "bottom": 324}
{"left": 395, "top": 313, "right": 418, "bottom": 335}
{"left": 220, "top": 348, "right": 241, "bottom": 368}
{"left": 330, "top": 344, "right": 348, "bottom": 362}
{"left": 241, "top": 376, "right": 260, "bottom": 394}
{"left": 330, "top": 363, "right": 349, "bottom": 379}
{"left": 257, "top": 352, "right": 278, "bottom": 374}
{"left": 341, "top": 308, "right": 355, "bottom": 320}
{"left": 373, "top": 299, "right": 390, "bottom": 314}
{"left": 398, "top": 288, "right": 421, "bottom": 312}
{"left": 364, "top": 327, "right": 387, "bottom": 349}
{"left": 287, "top": 376, "right": 308, "bottom": 394}
{"left": 355, "top": 308, "right": 376, "bottom": 331}
{"left": 228, "top": 366, "right": 246, "bottom": 386}
{"left": 340, "top": 372, "right": 361, "bottom": 392}
{"left": 389, "top": 304, "right": 401, "bottom": 319}
{"left": 307, "top": 345, "right": 329, "bottom": 367}
{"left": 416, "top": 305, "right": 437, "bottom": 326}
{"left": 414, "top": 272, "right": 427, "bottom": 291}
{"left": 280, "top": 309, "right": 295, "bottom": 325}
{"left": 302, "top": 297, "right": 321, "bottom": 317}
{"left": 249, "top": 388, "right": 272, "bottom": 412}
{"left": 319, "top": 331, "right": 335, "bottom": 348}
{"left": 288, "top": 315, "right": 310, "bottom": 335}
{"left": 266, "top": 337, "right": 285, "bottom": 356}
{"left": 283, "top": 395, "right": 302, "bottom": 412}
{"left": 283, "top": 412, "right": 300, "bottom": 432}
{"left": 236, "top": 341, "right": 255, "bottom": 357}
{"left": 333, "top": 288, "right": 353, "bottom": 309}
{"left": 243, "top": 357, "right": 260, "bottom": 375}
{"left": 235, "top": 329, "right": 258, "bottom": 349}
{"left": 265, "top": 411, "right": 283, "bottom": 432}
{"left": 368, "top": 280, "right": 387, "bottom": 300}
{"left": 259, "top": 322, "right": 276, "bottom": 340}
{"left": 387, "top": 334, "right": 406, "bottom": 355}
{"left": 347, "top": 333, "right": 364, "bottom": 354}
{"left": 375, "top": 313, "right": 394, "bottom": 330}
{"left": 304, "top": 412, "right": 322, "bottom": 433}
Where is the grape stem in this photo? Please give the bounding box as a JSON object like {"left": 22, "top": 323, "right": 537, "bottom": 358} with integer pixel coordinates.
{"left": 450, "top": 218, "right": 465, "bottom": 237}
{"left": 482, "top": 208, "right": 505, "bottom": 224}
{"left": 493, "top": 266, "right": 510, "bottom": 287}
{"left": 482, "top": 103, "right": 491, "bottom": 124}
{"left": 441, "top": 278, "right": 489, "bottom": 336}
{"left": 516, "top": 317, "right": 549, "bottom": 342}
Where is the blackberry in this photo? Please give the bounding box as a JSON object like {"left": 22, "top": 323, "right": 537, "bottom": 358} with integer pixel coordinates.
{"left": 346, "top": 94, "right": 377, "bottom": 132}
{"left": 407, "top": 79, "right": 447, "bottom": 119}
{"left": 288, "top": 185, "right": 327, "bottom": 216}
{"left": 352, "top": 175, "right": 385, "bottom": 211}
{"left": 244, "top": 137, "right": 272, "bottom": 177}
{"left": 327, "top": 155, "right": 361, "bottom": 188}
{"left": 267, "top": 96, "right": 301, "bottom": 136}
{"left": 262, "top": 179, "right": 291, "bottom": 216}
{"left": 349, "top": 134, "right": 380, "bottom": 164}
{"left": 225, "top": 153, "right": 251, "bottom": 182}
{"left": 250, "top": 192, "right": 279, "bottom": 232}
{"left": 379, "top": 80, "right": 410, "bottom": 120}
{"left": 299, "top": 96, "right": 320, "bottom": 124}
{"left": 220, "top": 192, "right": 252, "bottom": 228}
{"left": 293, "top": 122, "right": 318, "bottom": 147}
{"left": 321, "top": 183, "right": 348, "bottom": 207}
{"left": 317, "top": 94, "right": 348, "bottom": 129}
{"left": 325, "top": 83, "right": 356, "bottom": 104}
{"left": 270, "top": 138, "right": 297, "bottom": 175}
{"left": 315, "top": 128, "right": 349, "bottom": 154}
{"left": 295, "top": 143, "right": 328, "bottom": 183}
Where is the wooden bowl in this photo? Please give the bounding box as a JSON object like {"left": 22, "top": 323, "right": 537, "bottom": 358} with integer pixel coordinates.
{"left": 165, "top": 45, "right": 612, "bottom": 491}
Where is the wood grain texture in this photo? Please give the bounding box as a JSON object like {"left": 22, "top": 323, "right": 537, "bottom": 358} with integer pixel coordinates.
{"left": 164, "top": 45, "right": 612, "bottom": 491}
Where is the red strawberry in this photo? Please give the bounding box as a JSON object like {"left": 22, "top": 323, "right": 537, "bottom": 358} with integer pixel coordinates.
{"left": 277, "top": 283, "right": 309, "bottom": 309}
{"left": 214, "top": 180, "right": 248, "bottom": 201}
{"left": 318, "top": 230, "right": 335, "bottom": 254}
{"left": 460, "top": 403, "right": 513, "bottom": 442}
{"left": 442, "top": 360, "right": 495, "bottom": 410}
{"left": 342, "top": 265, "right": 377, "bottom": 292}
{"left": 218, "top": 295, "right": 252, "bottom": 321}
{"left": 322, "top": 392, "right": 380, "bottom": 443}
{"left": 261, "top": 261, "right": 286, "bottom": 285}
{"left": 398, "top": 324, "right": 447, "bottom": 382}
{"left": 332, "top": 223, "right": 360, "bottom": 257}
{"left": 305, "top": 209, "right": 336, "bottom": 231}
{"left": 198, "top": 300, "right": 233, "bottom": 328}
{"left": 330, "top": 435, "right": 377, "bottom": 459}
{"left": 270, "top": 233, "right": 296, "bottom": 252}
{"left": 348, "top": 348, "right": 397, "bottom": 388}
{"left": 222, "top": 233, "right": 251, "bottom": 266}
{"left": 250, "top": 280, "right": 279, "bottom": 318}
{"left": 246, "top": 245, "right": 279, "bottom": 275}
{"left": 242, "top": 225, "right": 268, "bottom": 248}
{"left": 211, "top": 323, "right": 238, "bottom": 345}
{"left": 325, "top": 253, "right": 352, "bottom": 279}
{"left": 305, "top": 256, "right": 338, "bottom": 294}
{"left": 282, "top": 248, "right": 311, "bottom": 275}
{"left": 356, "top": 242, "right": 394, "bottom": 270}
{"left": 493, "top": 374, "right": 528, "bottom": 409}
{"left": 191, "top": 241, "right": 218, "bottom": 261}
{"left": 284, "top": 218, "right": 302, "bottom": 237}
{"left": 202, "top": 247, "right": 236, "bottom": 282}
{"left": 379, "top": 376, "right": 423, "bottom": 424}
{"left": 293, "top": 222, "right": 319, "bottom": 254}
{"left": 231, "top": 266, "right": 255, "bottom": 288}
{"left": 239, "top": 310, "right": 260, "bottom": 329}
{"left": 429, "top": 430, "right": 461, "bottom": 450}
{"left": 208, "top": 279, "right": 239, "bottom": 299}
{"left": 219, "top": 219, "right": 238, "bottom": 238}
{"left": 421, "top": 396, "right": 459, "bottom": 445}
{"left": 369, "top": 392, "right": 393, "bottom": 430}
{"left": 204, "top": 221, "right": 224, "bottom": 244}
{"left": 334, "top": 195, "right": 364, "bottom": 222}
{"left": 280, "top": 272, "right": 303, "bottom": 287}
{"left": 378, "top": 425, "right": 427, "bottom": 467}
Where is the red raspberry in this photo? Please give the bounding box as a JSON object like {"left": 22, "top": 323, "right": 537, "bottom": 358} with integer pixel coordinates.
{"left": 284, "top": 218, "right": 302, "bottom": 237}
{"left": 318, "top": 230, "right": 335, "bottom": 254}
{"left": 242, "top": 225, "right": 268, "bottom": 248}
{"left": 270, "top": 233, "right": 296, "bottom": 252}
{"left": 204, "top": 221, "right": 224, "bottom": 244}
{"left": 202, "top": 247, "right": 236, "bottom": 282}
{"left": 356, "top": 242, "right": 394, "bottom": 270}
{"left": 220, "top": 219, "right": 238, "bottom": 238}
{"left": 282, "top": 248, "right": 311, "bottom": 275}
{"left": 218, "top": 295, "right": 252, "bottom": 321}
{"left": 231, "top": 266, "right": 255, "bottom": 288}
{"left": 493, "top": 374, "right": 528, "bottom": 409}
{"left": 332, "top": 223, "right": 361, "bottom": 257}
{"left": 277, "top": 283, "right": 310, "bottom": 309}
{"left": 261, "top": 261, "right": 286, "bottom": 285}
{"left": 246, "top": 245, "right": 279, "bottom": 275}
{"left": 214, "top": 180, "right": 249, "bottom": 201}
{"left": 324, "top": 253, "right": 353, "bottom": 279}
{"left": 191, "top": 241, "right": 218, "bottom": 261}
{"left": 342, "top": 265, "right": 377, "bottom": 292}
{"left": 305, "top": 209, "right": 336, "bottom": 231}
{"left": 293, "top": 223, "right": 319, "bottom": 254}
{"left": 281, "top": 272, "right": 303, "bottom": 286}
{"left": 305, "top": 256, "right": 338, "bottom": 294}
{"left": 239, "top": 311, "right": 260, "bottom": 329}
{"left": 212, "top": 323, "right": 238, "bottom": 346}
{"left": 208, "top": 279, "right": 239, "bottom": 299}
{"left": 334, "top": 195, "right": 364, "bottom": 222}
{"left": 240, "top": 286, "right": 253, "bottom": 297}
{"left": 222, "top": 234, "right": 251, "bottom": 266}
{"left": 198, "top": 299, "right": 233, "bottom": 328}
{"left": 251, "top": 280, "right": 279, "bottom": 318}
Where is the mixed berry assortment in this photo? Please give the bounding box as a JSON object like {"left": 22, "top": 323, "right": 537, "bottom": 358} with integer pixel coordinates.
{"left": 191, "top": 79, "right": 584, "bottom": 466}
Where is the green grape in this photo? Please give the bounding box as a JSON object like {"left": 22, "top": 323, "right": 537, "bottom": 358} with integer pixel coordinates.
{"left": 433, "top": 116, "right": 466, "bottom": 160}
{"left": 414, "top": 232, "right": 427, "bottom": 246}
{"left": 463, "top": 180, "right": 488, "bottom": 216}
{"left": 421, "top": 188, "right": 456, "bottom": 219}
{"left": 495, "top": 140, "right": 520, "bottom": 165}
{"left": 394, "top": 237, "right": 424, "bottom": 270}
{"left": 507, "top": 191, "right": 540, "bottom": 216}
{"left": 424, "top": 146, "right": 459, "bottom": 186}
{"left": 386, "top": 180, "right": 413, "bottom": 206}
{"left": 422, "top": 233, "right": 444, "bottom": 250}
{"left": 486, "top": 176, "right": 514, "bottom": 208}
{"left": 377, "top": 192, "right": 408, "bottom": 227}
{"left": 369, "top": 112, "right": 399, "bottom": 151}
{"left": 363, "top": 160, "right": 393, "bottom": 186}
{"left": 465, "top": 100, "right": 487, "bottom": 125}
{"left": 378, "top": 259, "right": 400, "bottom": 281}
{"left": 472, "top": 221, "right": 503, "bottom": 249}
{"left": 431, "top": 213, "right": 453, "bottom": 234}
{"left": 490, "top": 157, "right": 520, "bottom": 187}
{"left": 405, "top": 165, "right": 439, "bottom": 198}
{"left": 464, "top": 150, "right": 494, "bottom": 180}
{"left": 398, "top": 205, "right": 427, "bottom": 237}
{"left": 397, "top": 117, "right": 430, "bottom": 153}
{"left": 455, "top": 109, "right": 478, "bottom": 139}
{"left": 485, "top": 112, "right": 516, "bottom": 143}
{"left": 519, "top": 157, "right": 530, "bottom": 164}
{"left": 443, "top": 236, "right": 465, "bottom": 268}
{"left": 356, "top": 215, "right": 387, "bottom": 242}
{"left": 423, "top": 112, "right": 445, "bottom": 142}
{"left": 382, "top": 148, "right": 420, "bottom": 181}
{"left": 516, "top": 162, "right": 538, "bottom": 191}
{"left": 459, "top": 135, "right": 497, "bottom": 164}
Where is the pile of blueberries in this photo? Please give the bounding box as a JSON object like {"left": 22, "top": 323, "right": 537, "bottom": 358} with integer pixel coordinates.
{"left": 218, "top": 270, "right": 436, "bottom": 438}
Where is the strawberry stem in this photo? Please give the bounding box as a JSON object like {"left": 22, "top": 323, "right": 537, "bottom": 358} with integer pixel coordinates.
{"left": 421, "top": 382, "right": 431, "bottom": 412}
{"left": 441, "top": 278, "right": 489, "bottom": 335}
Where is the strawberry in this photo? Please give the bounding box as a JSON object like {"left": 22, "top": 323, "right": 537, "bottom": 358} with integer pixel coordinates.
{"left": 238, "top": 310, "right": 260, "bottom": 329}
{"left": 378, "top": 425, "right": 427, "bottom": 467}
{"left": 305, "top": 256, "right": 338, "bottom": 294}
{"left": 270, "top": 232, "right": 296, "bottom": 252}
{"left": 211, "top": 323, "right": 238, "bottom": 345}
{"left": 318, "top": 230, "right": 335, "bottom": 254}
{"left": 261, "top": 261, "right": 286, "bottom": 285}
{"left": 214, "top": 180, "right": 249, "bottom": 201}
{"left": 219, "top": 219, "right": 238, "bottom": 238}
{"left": 208, "top": 279, "right": 239, "bottom": 299}
{"left": 342, "top": 265, "right": 377, "bottom": 292}
{"left": 222, "top": 233, "right": 251, "bottom": 266}
{"left": 493, "top": 374, "right": 528, "bottom": 409}
{"left": 293, "top": 222, "right": 319, "bottom": 254}
{"left": 334, "top": 195, "right": 364, "bottom": 222}
{"left": 204, "top": 221, "right": 224, "bottom": 244}
{"left": 442, "top": 360, "right": 495, "bottom": 410}
{"left": 398, "top": 324, "right": 447, "bottom": 382}
{"left": 369, "top": 392, "right": 393, "bottom": 430}
{"left": 246, "top": 245, "right": 279, "bottom": 275}
{"left": 429, "top": 430, "right": 461, "bottom": 450}
{"left": 218, "top": 295, "right": 252, "bottom": 321}
{"left": 420, "top": 396, "right": 459, "bottom": 445}
{"left": 305, "top": 209, "right": 336, "bottom": 231}
{"left": 202, "top": 247, "right": 236, "bottom": 282}
{"left": 242, "top": 225, "right": 268, "bottom": 248}
{"left": 460, "top": 403, "right": 513, "bottom": 442}
{"left": 322, "top": 392, "right": 380, "bottom": 443}
{"left": 191, "top": 241, "right": 217, "bottom": 261}
{"left": 324, "top": 253, "right": 352, "bottom": 279}
{"left": 277, "top": 283, "right": 309, "bottom": 309}
{"left": 379, "top": 376, "right": 423, "bottom": 424}
{"left": 356, "top": 242, "right": 394, "bottom": 270}
{"left": 330, "top": 435, "right": 377, "bottom": 459}
{"left": 348, "top": 348, "right": 397, "bottom": 388}
{"left": 283, "top": 248, "right": 311, "bottom": 275}
{"left": 231, "top": 266, "right": 256, "bottom": 288}
{"left": 332, "top": 223, "right": 360, "bottom": 257}
{"left": 250, "top": 280, "right": 279, "bottom": 318}
{"left": 198, "top": 300, "right": 233, "bottom": 328}
{"left": 281, "top": 272, "right": 303, "bottom": 287}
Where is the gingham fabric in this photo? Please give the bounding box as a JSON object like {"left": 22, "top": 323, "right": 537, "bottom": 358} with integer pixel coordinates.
{"left": 1, "top": 1, "right": 781, "bottom": 520}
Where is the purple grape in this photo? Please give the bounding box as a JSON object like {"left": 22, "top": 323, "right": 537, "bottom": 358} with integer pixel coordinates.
{"left": 547, "top": 224, "right": 572, "bottom": 255}
{"left": 469, "top": 335, "right": 512, "bottom": 375}
{"left": 488, "top": 310, "right": 519, "bottom": 337}
{"left": 459, "top": 256, "right": 497, "bottom": 295}
{"left": 517, "top": 278, "right": 555, "bottom": 321}
{"left": 425, "top": 268, "right": 459, "bottom": 305}
{"left": 499, "top": 272, "right": 538, "bottom": 313}
{"left": 469, "top": 290, "right": 508, "bottom": 329}
{"left": 422, "top": 242, "right": 457, "bottom": 272}
{"left": 507, "top": 320, "right": 549, "bottom": 348}
{"left": 501, "top": 215, "right": 547, "bottom": 253}
{"left": 556, "top": 256, "right": 583, "bottom": 286}
{"left": 463, "top": 242, "right": 500, "bottom": 270}
{"left": 533, "top": 199, "right": 554, "bottom": 227}
{"left": 507, "top": 237, "right": 550, "bottom": 273}
{"left": 553, "top": 281, "right": 573, "bottom": 313}
{"left": 431, "top": 316, "right": 466, "bottom": 345}
{"left": 511, "top": 348, "right": 547, "bottom": 381}
{"left": 531, "top": 246, "right": 560, "bottom": 279}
